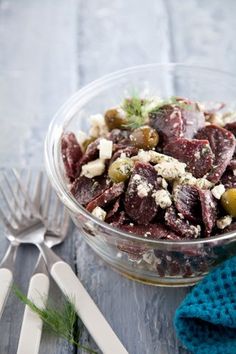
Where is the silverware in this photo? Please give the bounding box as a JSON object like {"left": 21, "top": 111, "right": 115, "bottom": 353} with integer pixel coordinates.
{"left": 0, "top": 169, "right": 128, "bottom": 354}
{"left": 17, "top": 172, "right": 70, "bottom": 354}
{"left": 0, "top": 170, "right": 37, "bottom": 318}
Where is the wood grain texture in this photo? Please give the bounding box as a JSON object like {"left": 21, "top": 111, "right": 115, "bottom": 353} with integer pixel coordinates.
{"left": 0, "top": 0, "right": 235, "bottom": 353}
{"left": 167, "top": 0, "right": 236, "bottom": 73}
{"left": 77, "top": 0, "right": 172, "bottom": 85}
{"left": 0, "top": 0, "right": 78, "bottom": 167}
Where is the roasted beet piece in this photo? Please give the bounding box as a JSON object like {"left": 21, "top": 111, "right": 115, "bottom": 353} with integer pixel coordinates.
{"left": 61, "top": 132, "right": 83, "bottom": 180}
{"left": 86, "top": 182, "right": 125, "bottom": 212}
{"left": 149, "top": 105, "right": 184, "bottom": 145}
{"left": 165, "top": 206, "right": 201, "bottom": 239}
{"left": 224, "top": 222, "right": 236, "bottom": 233}
{"left": 124, "top": 162, "right": 159, "bottom": 225}
{"left": 119, "top": 223, "right": 180, "bottom": 240}
{"left": 195, "top": 124, "right": 236, "bottom": 183}
{"left": 80, "top": 139, "right": 100, "bottom": 165}
{"left": 109, "top": 146, "right": 138, "bottom": 165}
{"left": 174, "top": 185, "right": 201, "bottom": 223}
{"left": 224, "top": 122, "right": 236, "bottom": 136}
{"left": 221, "top": 163, "right": 236, "bottom": 189}
{"left": 107, "top": 129, "right": 131, "bottom": 144}
{"left": 164, "top": 138, "right": 214, "bottom": 178}
{"left": 117, "top": 223, "right": 180, "bottom": 256}
{"left": 71, "top": 175, "right": 110, "bottom": 206}
{"left": 198, "top": 189, "right": 217, "bottom": 237}
{"left": 181, "top": 103, "right": 205, "bottom": 139}
{"left": 225, "top": 122, "right": 236, "bottom": 157}
{"left": 107, "top": 211, "right": 129, "bottom": 227}
{"left": 149, "top": 103, "right": 205, "bottom": 146}
{"left": 105, "top": 197, "right": 121, "bottom": 220}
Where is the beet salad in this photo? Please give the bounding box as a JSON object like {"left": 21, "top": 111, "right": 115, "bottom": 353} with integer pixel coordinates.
{"left": 61, "top": 96, "right": 236, "bottom": 241}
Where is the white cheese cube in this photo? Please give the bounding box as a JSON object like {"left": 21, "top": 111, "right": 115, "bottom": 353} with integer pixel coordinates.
{"left": 99, "top": 138, "right": 113, "bottom": 159}
{"left": 154, "top": 161, "right": 186, "bottom": 181}
{"left": 152, "top": 189, "right": 172, "bottom": 209}
{"left": 81, "top": 159, "right": 105, "bottom": 178}
{"left": 211, "top": 184, "right": 225, "bottom": 200}
{"left": 216, "top": 215, "right": 232, "bottom": 229}
{"left": 92, "top": 206, "right": 107, "bottom": 221}
{"left": 89, "top": 114, "right": 108, "bottom": 138}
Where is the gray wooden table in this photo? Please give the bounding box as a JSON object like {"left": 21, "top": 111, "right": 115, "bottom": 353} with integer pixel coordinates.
{"left": 0, "top": 1, "right": 236, "bottom": 353}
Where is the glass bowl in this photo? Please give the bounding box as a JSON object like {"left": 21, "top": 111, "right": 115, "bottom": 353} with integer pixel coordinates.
{"left": 45, "top": 63, "right": 236, "bottom": 287}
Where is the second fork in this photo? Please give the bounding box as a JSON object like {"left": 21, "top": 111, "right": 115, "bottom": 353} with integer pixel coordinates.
{"left": 17, "top": 173, "right": 70, "bottom": 354}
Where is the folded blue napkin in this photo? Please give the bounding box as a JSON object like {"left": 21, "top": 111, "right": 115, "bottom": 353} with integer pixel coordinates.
{"left": 174, "top": 256, "right": 236, "bottom": 354}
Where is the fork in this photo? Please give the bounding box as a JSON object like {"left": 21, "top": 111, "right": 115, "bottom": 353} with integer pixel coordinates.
{"left": 17, "top": 173, "right": 70, "bottom": 354}
{"left": 0, "top": 170, "right": 128, "bottom": 354}
{"left": 0, "top": 171, "right": 38, "bottom": 318}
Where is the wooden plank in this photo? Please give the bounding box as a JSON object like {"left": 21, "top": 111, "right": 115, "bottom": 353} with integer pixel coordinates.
{"left": 166, "top": 0, "right": 236, "bottom": 73}
{"left": 0, "top": 0, "right": 78, "bottom": 167}
{"left": 77, "top": 0, "right": 172, "bottom": 85}
{"left": 0, "top": 0, "right": 78, "bottom": 353}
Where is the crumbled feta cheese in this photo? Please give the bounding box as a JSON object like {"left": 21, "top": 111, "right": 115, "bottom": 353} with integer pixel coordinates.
{"left": 137, "top": 181, "right": 152, "bottom": 198}
{"left": 190, "top": 225, "right": 201, "bottom": 238}
{"left": 120, "top": 152, "right": 127, "bottom": 159}
{"left": 195, "top": 178, "right": 213, "bottom": 189}
{"left": 89, "top": 114, "right": 108, "bottom": 138}
{"left": 81, "top": 159, "right": 105, "bottom": 178}
{"left": 173, "top": 172, "right": 197, "bottom": 189}
{"left": 216, "top": 215, "right": 232, "bottom": 229}
{"left": 92, "top": 206, "right": 107, "bottom": 221}
{"left": 173, "top": 173, "right": 213, "bottom": 190}
{"left": 211, "top": 184, "right": 225, "bottom": 200}
{"left": 132, "top": 150, "right": 182, "bottom": 165}
{"left": 133, "top": 174, "right": 142, "bottom": 182}
{"left": 161, "top": 178, "right": 168, "bottom": 189}
{"left": 152, "top": 189, "right": 172, "bottom": 209}
{"left": 154, "top": 161, "right": 186, "bottom": 181}
{"left": 98, "top": 138, "right": 113, "bottom": 159}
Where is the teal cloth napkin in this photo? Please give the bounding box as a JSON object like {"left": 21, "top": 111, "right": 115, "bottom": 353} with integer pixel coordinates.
{"left": 174, "top": 256, "right": 236, "bottom": 354}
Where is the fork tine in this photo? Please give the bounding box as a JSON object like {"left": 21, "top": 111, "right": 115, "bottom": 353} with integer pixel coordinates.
{"left": 61, "top": 208, "right": 70, "bottom": 236}
{"left": 42, "top": 179, "right": 52, "bottom": 220}
{"left": 2, "top": 172, "right": 24, "bottom": 216}
{"left": 0, "top": 206, "right": 16, "bottom": 234}
{"left": 0, "top": 184, "right": 22, "bottom": 226}
{"left": 51, "top": 196, "right": 61, "bottom": 230}
{"left": 21, "top": 170, "right": 32, "bottom": 213}
{"left": 11, "top": 169, "right": 41, "bottom": 219}
{"left": 33, "top": 171, "right": 43, "bottom": 212}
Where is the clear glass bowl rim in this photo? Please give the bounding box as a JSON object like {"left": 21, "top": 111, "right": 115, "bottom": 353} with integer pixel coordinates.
{"left": 45, "top": 62, "right": 236, "bottom": 246}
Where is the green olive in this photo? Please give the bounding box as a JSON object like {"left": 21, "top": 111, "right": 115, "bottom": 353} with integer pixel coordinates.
{"left": 108, "top": 157, "right": 134, "bottom": 183}
{"left": 104, "top": 108, "right": 127, "bottom": 131}
{"left": 130, "top": 125, "right": 159, "bottom": 150}
{"left": 82, "top": 136, "right": 96, "bottom": 151}
{"left": 221, "top": 188, "right": 236, "bottom": 217}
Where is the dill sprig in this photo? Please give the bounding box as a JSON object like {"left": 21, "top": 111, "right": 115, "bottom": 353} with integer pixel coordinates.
{"left": 121, "top": 96, "right": 147, "bottom": 129}
{"left": 121, "top": 95, "right": 192, "bottom": 130}
{"left": 14, "top": 286, "right": 97, "bottom": 354}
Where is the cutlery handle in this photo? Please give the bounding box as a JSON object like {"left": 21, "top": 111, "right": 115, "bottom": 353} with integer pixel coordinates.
{"left": 51, "top": 261, "right": 128, "bottom": 354}
{"left": 0, "top": 268, "right": 13, "bottom": 318}
{"left": 17, "top": 272, "right": 50, "bottom": 354}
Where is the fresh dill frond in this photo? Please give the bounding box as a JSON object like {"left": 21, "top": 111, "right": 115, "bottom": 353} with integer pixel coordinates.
{"left": 121, "top": 95, "right": 193, "bottom": 130}
{"left": 13, "top": 286, "right": 97, "bottom": 354}
{"left": 121, "top": 96, "right": 147, "bottom": 129}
